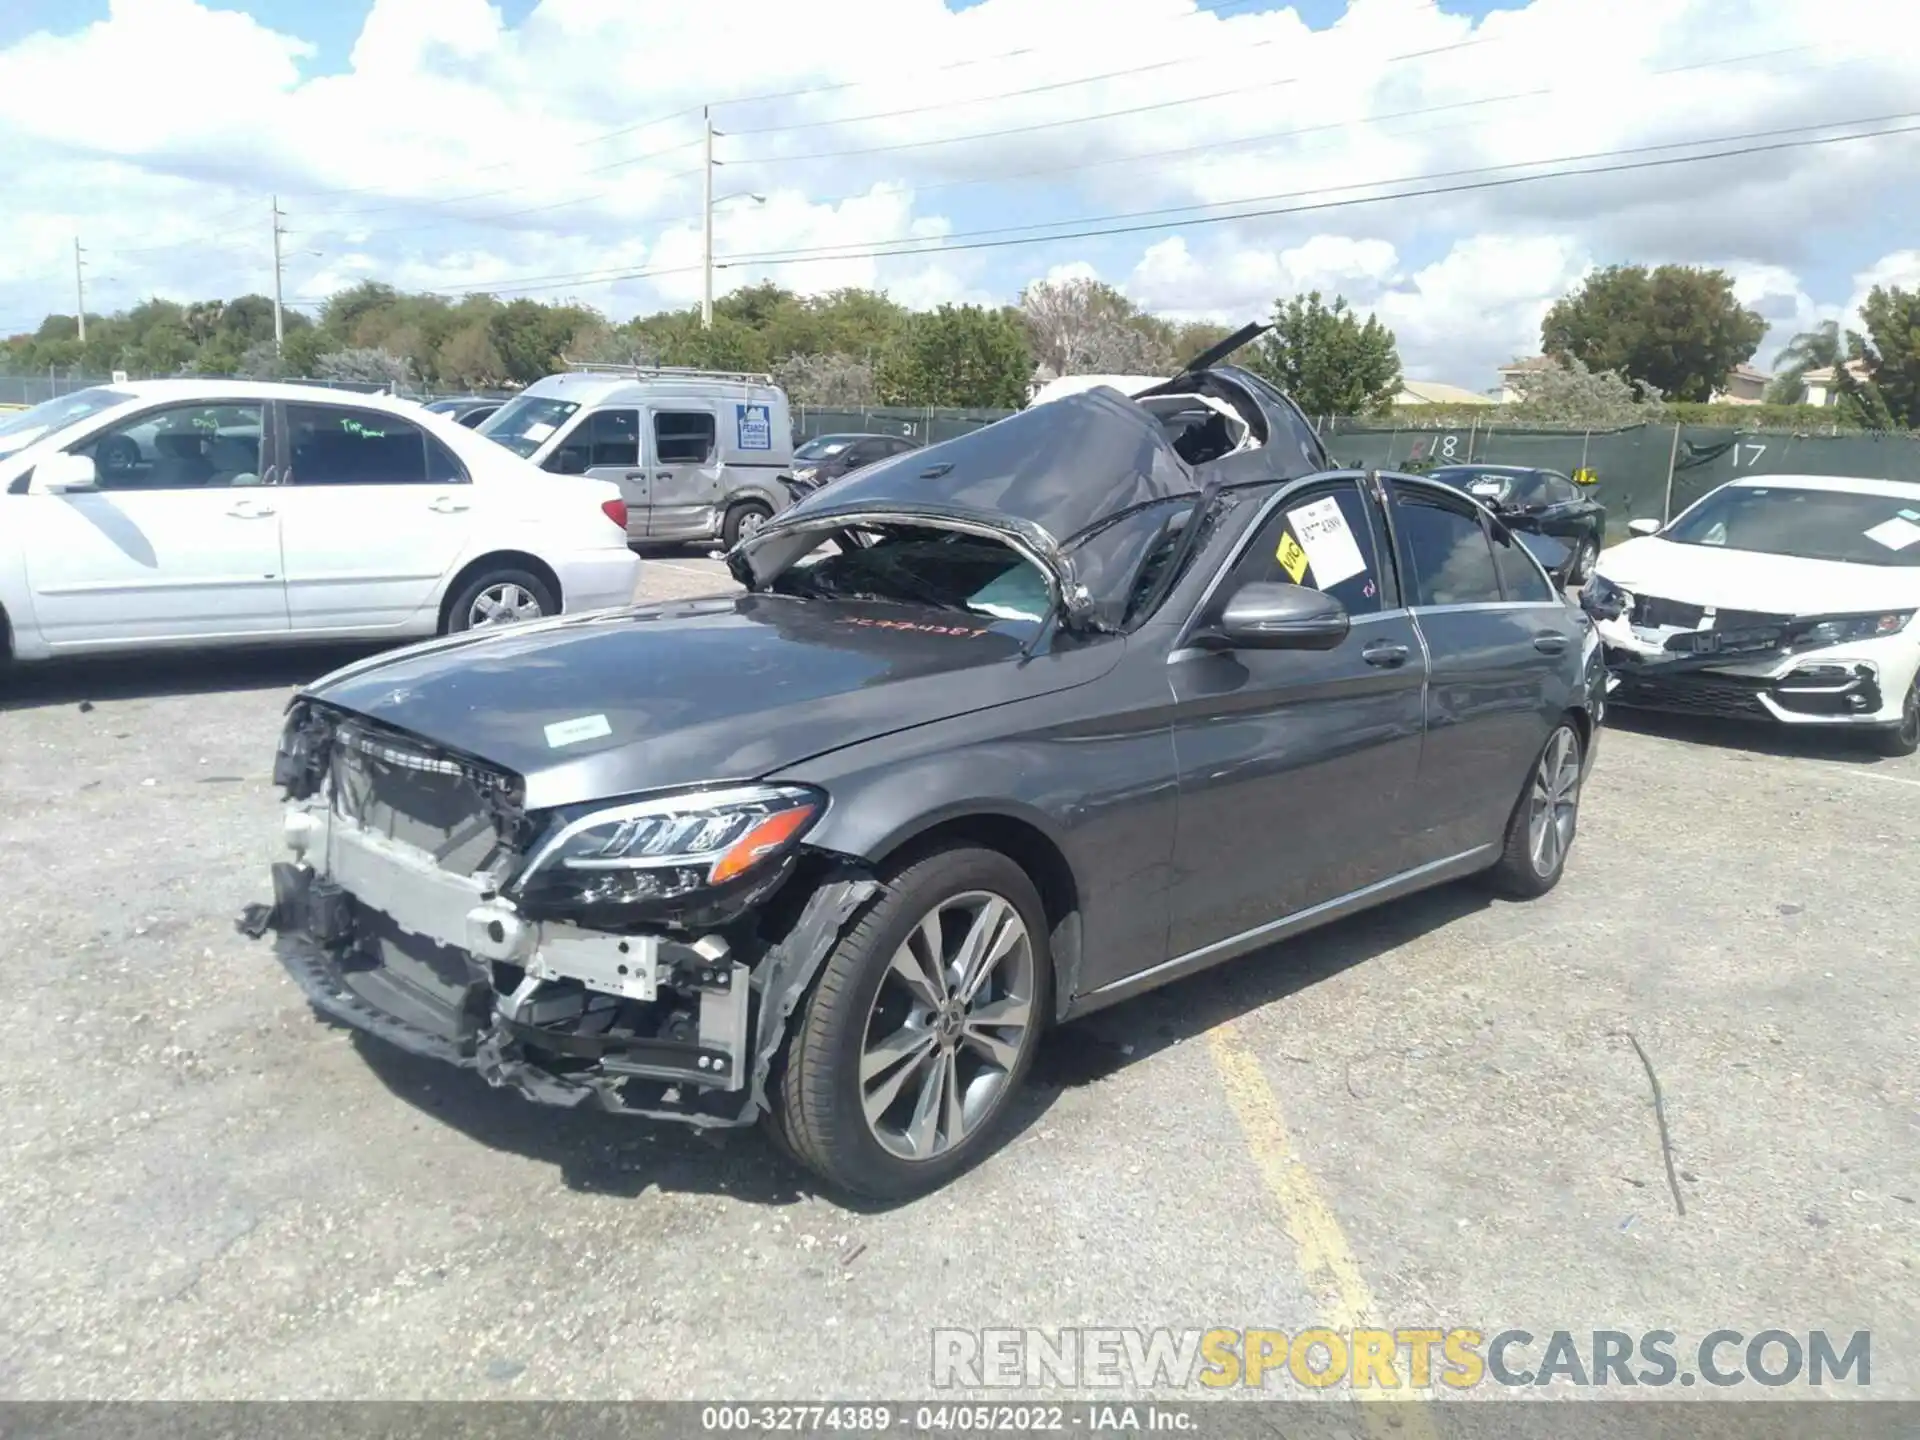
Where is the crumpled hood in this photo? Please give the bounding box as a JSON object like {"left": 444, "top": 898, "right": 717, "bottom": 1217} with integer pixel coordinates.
{"left": 300, "top": 594, "right": 1119, "bottom": 811}
{"left": 1596, "top": 536, "right": 1920, "bottom": 615}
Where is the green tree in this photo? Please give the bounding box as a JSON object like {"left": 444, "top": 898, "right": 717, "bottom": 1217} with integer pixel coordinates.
{"left": 875, "top": 304, "right": 1031, "bottom": 408}
{"left": 1835, "top": 285, "right": 1920, "bottom": 430}
{"left": 1767, "top": 319, "right": 1841, "bottom": 403}
{"left": 1241, "top": 292, "right": 1401, "bottom": 416}
{"left": 1508, "top": 356, "right": 1667, "bottom": 425}
{"left": 1541, "top": 264, "right": 1766, "bottom": 403}
{"left": 435, "top": 322, "right": 508, "bottom": 388}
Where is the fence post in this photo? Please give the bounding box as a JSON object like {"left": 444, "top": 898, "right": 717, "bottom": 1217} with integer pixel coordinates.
{"left": 1580, "top": 428, "right": 1591, "bottom": 470}
{"left": 1466, "top": 419, "right": 1478, "bottom": 462}
{"left": 1661, "top": 422, "right": 1682, "bottom": 522}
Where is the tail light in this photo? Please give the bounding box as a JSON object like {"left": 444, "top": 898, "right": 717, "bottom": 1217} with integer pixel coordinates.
{"left": 601, "top": 498, "right": 628, "bottom": 532}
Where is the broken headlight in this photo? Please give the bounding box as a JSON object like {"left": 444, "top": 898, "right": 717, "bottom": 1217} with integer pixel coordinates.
{"left": 510, "top": 784, "right": 824, "bottom": 922}
{"left": 1579, "top": 572, "right": 1630, "bottom": 622}
{"left": 1800, "top": 611, "right": 1913, "bottom": 646}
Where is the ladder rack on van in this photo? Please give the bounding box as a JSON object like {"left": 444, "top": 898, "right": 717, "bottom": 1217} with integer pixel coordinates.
{"left": 563, "top": 360, "right": 775, "bottom": 386}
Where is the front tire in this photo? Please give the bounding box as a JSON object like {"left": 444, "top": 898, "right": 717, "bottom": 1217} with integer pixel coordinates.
{"left": 722, "top": 500, "right": 774, "bottom": 548}
{"left": 1868, "top": 675, "right": 1920, "bottom": 758}
{"left": 767, "top": 846, "right": 1050, "bottom": 1200}
{"left": 443, "top": 567, "right": 557, "bottom": 634}
{"left": 1483, "top": 722, "right": 1584, "bottom": 899}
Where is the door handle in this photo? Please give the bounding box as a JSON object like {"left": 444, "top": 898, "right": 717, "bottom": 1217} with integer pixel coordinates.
{"left": 428, "top": 495, "right": 471, "bottom": 514}
{"left": 1533, "top": 631, "right": 1570, "bottom": 655}
{"left": 226, "top": 501, "right": 276, "bottom": 518}
{"left": 653, "top": 470, "right": 673, "bottom": 480}
{"left": 623, "top": 470, "right": 645, "bottom": 481}
{"left": 1362, "top": 640, "right": 1410, "bottom": 668}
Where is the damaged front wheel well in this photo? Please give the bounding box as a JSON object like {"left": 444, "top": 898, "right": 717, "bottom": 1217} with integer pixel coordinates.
{"left": 877, "top": 813, "right": 1083, "bottom": 1014}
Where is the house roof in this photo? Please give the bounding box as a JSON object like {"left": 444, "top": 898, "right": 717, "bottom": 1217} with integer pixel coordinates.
{"left": 1727, "top": 363, "right": 1772, "bottom": 382}
{"left": 1396, "top": 380, "right": 1497, "bottom": 406}
{"left": 1802, "top": 359, "right": 1871, "bottom": 384}
{"left": 1497, "top": 355, "right": 1558, "bottom": 375}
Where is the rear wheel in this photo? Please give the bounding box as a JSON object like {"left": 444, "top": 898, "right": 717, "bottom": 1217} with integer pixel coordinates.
{"left": 1868, "top": 675, "right": 1920, "bottom": 758}
{"left": 722, "top": 500, "right": 774, "bottom": 548}
{"left": 1568, "top": 535, "right": 1599, "bottom": 586}
{"left": 1483, "top": 723, "right": 1584, "bottom": 898}
{"left": 443, "top": 566, "right": 557, "bottom": 634}
{"left": 766, "top": 846, "right": 1049, "bottom": 1199}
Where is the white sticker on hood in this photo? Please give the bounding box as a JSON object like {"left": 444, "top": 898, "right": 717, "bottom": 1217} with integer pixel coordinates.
{"left": 544, "top": 714, "right": 612, "bottom": 748}
{"left": 1863, "top": 516, "right": 1920, "bottom": 551}
{"left": 1287, "top": 496, "right": 1368, "bottom": 587}
{"left": 522, "top": 421, "right": 557, "bottom": 443}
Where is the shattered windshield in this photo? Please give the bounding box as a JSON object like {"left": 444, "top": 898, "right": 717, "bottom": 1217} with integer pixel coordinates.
{"left": 1664, "top": 485, "right": 1920, "bottom": 567}
{"left": 770, "top": 530, "right": 1053, "bottom": 623}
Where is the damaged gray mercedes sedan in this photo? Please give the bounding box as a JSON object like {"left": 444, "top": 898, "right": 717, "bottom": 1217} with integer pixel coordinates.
{"left": 246, "top": 326, "right": 1607, "bottom": 1198}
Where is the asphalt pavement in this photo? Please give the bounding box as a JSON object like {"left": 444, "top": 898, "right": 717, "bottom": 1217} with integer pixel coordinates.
{"left": 0, "top": 548, "right": 1914, "bottom": 1402}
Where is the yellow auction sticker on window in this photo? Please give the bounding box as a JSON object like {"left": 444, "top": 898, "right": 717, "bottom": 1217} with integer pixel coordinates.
{"left": 1276, "top": 531, "right": 1310, "bottom": 583}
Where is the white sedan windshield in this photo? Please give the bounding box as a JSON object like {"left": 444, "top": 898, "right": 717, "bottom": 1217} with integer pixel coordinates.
{"left": 0, "top": 387, "right": 135, "bottom": 455}
{"left": 1666, "top": 486, "right": 1920, "bottom": 567}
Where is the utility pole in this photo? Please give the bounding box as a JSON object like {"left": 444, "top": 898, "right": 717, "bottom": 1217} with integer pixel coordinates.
{"left": 74, "top": 237, "right": 87, "bottom": 343}
{"left": 271, "top": 196, "right": 287, "bottom": 355}
{"left": 701, "top": 106, "right": 715, "bottom": 330}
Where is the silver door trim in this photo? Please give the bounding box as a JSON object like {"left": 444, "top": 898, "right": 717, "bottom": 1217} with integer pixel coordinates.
{"left": 1078, "top": 844, "right": 1495, "bottom": 1007}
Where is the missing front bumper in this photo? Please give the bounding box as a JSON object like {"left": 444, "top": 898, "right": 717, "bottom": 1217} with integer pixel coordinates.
{"left": 253, "top": 857, "right": 758, "bottom": 1126}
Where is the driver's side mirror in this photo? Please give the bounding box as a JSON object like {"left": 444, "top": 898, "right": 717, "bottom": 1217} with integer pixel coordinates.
{"left": 1203, "top": 581, "right": 1350, "bottom": 651}
{"left": 26, "top": 451, "right": 99, "bottom": 495}
{"left": 548, "top": 448, "right": 588, "bottom": 476}
{"left": 1628, "top": 517, "right": 1661, "bottom": 537}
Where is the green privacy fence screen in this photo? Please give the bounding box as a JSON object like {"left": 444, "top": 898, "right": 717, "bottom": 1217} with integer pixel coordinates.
{"left": 796, "top": 405, "right": 1920, "bottom": 544}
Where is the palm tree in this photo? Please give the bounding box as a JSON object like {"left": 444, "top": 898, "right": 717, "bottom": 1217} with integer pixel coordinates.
{"left": 1768, "top": 320, "right": 1841, "bottom": 403}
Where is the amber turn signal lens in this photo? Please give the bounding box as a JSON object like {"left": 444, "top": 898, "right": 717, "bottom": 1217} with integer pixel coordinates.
{"left": 707, "top": 804, "right": 817, "bottom": 884}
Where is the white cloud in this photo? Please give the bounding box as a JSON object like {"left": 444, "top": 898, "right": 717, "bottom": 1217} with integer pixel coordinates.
{"left": 1, "top": 0, "right": 1916, "bottom": 387}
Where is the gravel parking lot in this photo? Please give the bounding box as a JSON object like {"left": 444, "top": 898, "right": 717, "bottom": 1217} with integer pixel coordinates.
{"left": 2, "top": 548, "right": 1914, "bottom": 1402}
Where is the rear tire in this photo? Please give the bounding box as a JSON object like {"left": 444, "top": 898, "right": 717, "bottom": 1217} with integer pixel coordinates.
{"left": 1483, "top": 722, "right": 1584, "bottom": 899}
{"left": 443, "top": 566, "right": 557, "bottom": 634}
{"left": 1569, "top": 535, "right": 1598, "bottom": 587}
{"left": 722, "top": 500, "right": 774, "bottom": 548}
{"left": 766, "top": 845, "right": 1050, "bottom": 1200}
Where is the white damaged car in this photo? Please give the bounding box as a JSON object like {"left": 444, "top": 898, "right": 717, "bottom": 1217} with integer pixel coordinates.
{"left": 1585, "top": 473, "right": 1920, "bottom": 756}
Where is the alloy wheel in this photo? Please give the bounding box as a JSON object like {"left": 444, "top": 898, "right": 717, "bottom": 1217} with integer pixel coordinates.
{"left": 858, "top": 890, "right": 1036, "bottom": 1162}
{"left": 1527, "top": 727, "right": 1583, "bottom": 877}
{"left": 467, "top": 582, "right": 545, "bottom": 628}
{"left": 737, "top": 508, "right": 768, "bottom": 539}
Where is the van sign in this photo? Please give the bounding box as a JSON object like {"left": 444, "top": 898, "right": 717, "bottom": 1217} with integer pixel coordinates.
{"left": 736, "top": 402, "right": 772, "bottom": 451}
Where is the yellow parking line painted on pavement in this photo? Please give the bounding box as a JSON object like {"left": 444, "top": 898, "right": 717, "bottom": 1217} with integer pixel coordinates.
{"left": 1206, "top": 1019, "right": 1439, "bottom": 1439}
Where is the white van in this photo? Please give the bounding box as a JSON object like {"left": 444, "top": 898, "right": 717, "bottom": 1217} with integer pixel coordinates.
{"left": 479, "top": 364, "right": 795, "bottom": 547}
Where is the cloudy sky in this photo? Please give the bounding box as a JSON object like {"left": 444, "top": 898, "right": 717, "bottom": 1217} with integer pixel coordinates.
{"left": 2, "top": 0, "right": 1916, "bottom": 390}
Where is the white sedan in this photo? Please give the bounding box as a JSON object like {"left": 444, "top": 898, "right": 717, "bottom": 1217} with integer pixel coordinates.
{"left": 0, "top": 380, "right": 639, "bottom": 665}
{"left": 1588, "top": 473, "right": 1920, "bottom": 756}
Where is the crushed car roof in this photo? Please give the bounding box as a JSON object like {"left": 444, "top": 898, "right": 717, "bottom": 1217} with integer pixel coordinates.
{"left": 735, "top": 322, "right": 1329, "bottom": 624}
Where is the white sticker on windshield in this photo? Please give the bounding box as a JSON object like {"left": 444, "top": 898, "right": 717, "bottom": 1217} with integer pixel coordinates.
{"left": 1863, "top": 515, "right": 1920, "bottom": 551}
{"left": 1287, "top": 496, "right": 1368, "bottom": 587}
{"left": 544, "top": 714, "right": 612, "bottom": 748}
{"left": 1468, "top": 478, "right": 1505, "bottom": 496}
{"left": 522, "top": 421, "right": 556, "bottom": 443}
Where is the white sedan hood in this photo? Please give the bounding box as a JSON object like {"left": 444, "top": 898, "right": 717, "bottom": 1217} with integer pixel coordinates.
{"left": 1595, "top": 536, "right": 1920, "bottom": 615}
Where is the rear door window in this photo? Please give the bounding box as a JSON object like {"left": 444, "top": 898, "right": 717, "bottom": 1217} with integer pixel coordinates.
{"left": 1489, "top": 522, "right": 1557, "bottom": 601}
{"left": 655, "top": 411, "right": 716, "bottom": 465}
{"left": 1389, "top": 484, "right": 1504, "bottom": 606}
{"left": 287, "top": 404, "right": 464, "bottom": 485}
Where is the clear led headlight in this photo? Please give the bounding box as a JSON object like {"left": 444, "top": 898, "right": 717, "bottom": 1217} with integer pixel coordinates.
{"left": 1800, "top": 611, "right": 1913, "bottom": 646}
{"left": 510, "top": 784, "right": 824, "bottom": 921}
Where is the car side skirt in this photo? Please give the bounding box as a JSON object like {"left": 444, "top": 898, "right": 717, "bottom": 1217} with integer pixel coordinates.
{"left": 1064, "top": 844, "right": 1495, "bottom": 1019}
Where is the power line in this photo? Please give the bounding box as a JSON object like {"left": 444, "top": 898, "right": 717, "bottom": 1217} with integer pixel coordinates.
{"left": 722, "top": 1, "right": 1444, "bottom": 138}
{"left": 721, "top": 109, "right": 1904, "bottom": 269}
{"left": 728, "top": 36, "right": 1487, "bottom": 168}
{"left": 713, "top": 119, "right": 1920, "bottom": 272}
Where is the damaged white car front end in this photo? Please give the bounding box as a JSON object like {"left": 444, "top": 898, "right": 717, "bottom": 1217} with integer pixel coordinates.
{"left": 1587, "top": 474, "right": 1920, "bottom": 756}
